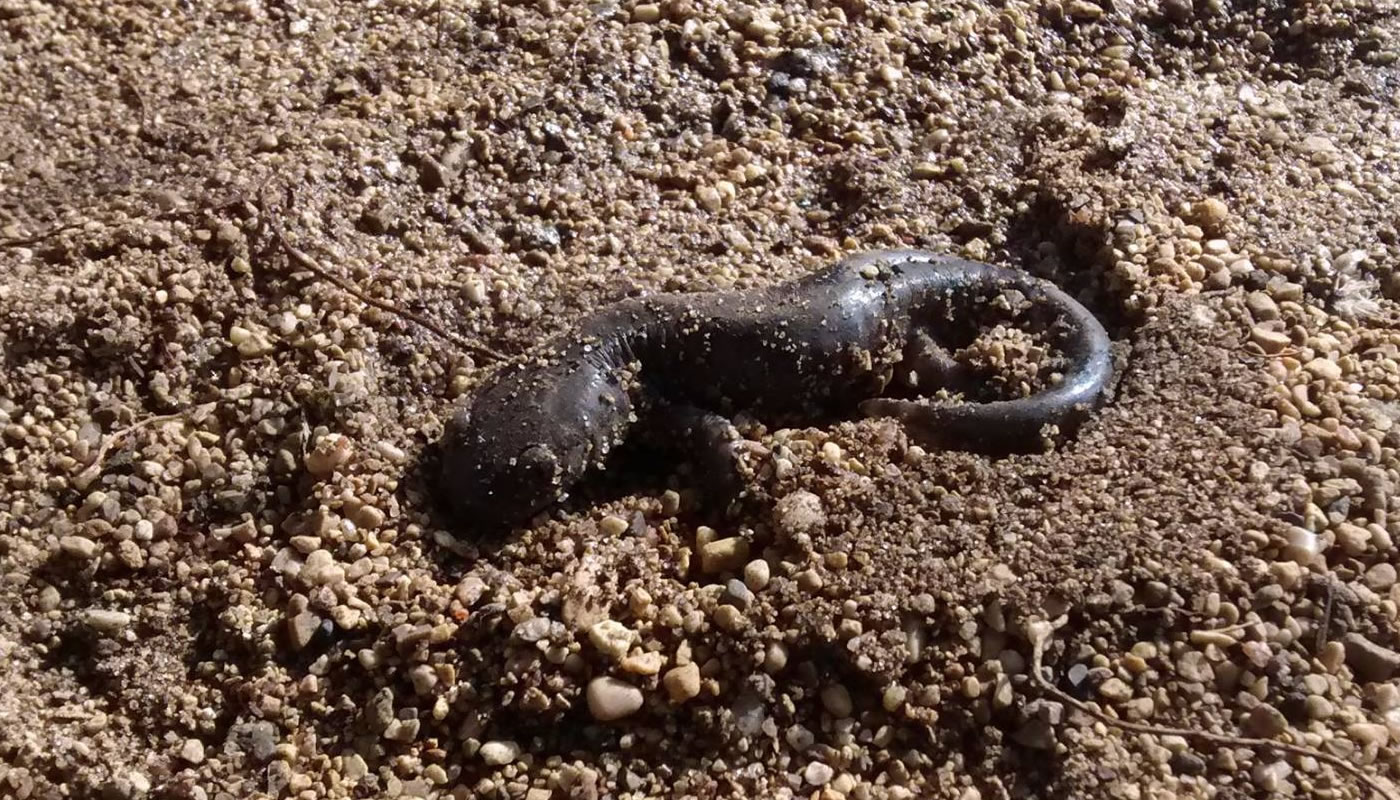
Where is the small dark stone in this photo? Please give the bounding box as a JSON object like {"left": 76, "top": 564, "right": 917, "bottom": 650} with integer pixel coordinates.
{"left": 1170, "top": 751, "right": 1207, "bottom": 776}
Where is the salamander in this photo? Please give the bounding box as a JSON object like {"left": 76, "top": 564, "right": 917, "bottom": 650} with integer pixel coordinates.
{"left": 440, "top": 249, "right": 1113, "bottom": 532}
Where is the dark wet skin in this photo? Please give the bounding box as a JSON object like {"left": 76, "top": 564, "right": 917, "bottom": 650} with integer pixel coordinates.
{"left": 440, "top": 250, "right": 1113, "bottom": 533}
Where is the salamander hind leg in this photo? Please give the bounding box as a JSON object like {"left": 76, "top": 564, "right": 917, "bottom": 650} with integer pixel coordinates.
{"left": 896, "top": 328, "right": 971, "bottom": 394}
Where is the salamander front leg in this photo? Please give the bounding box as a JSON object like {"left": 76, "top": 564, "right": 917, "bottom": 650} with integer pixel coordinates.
{"left": 652, "top": 403, "right": 747, "bottom": 512}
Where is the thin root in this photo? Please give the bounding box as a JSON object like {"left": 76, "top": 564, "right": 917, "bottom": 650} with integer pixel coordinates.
{"left": 258, "top": 190, "right": 508, "bottom": 364}
{"left": 74, "top": 403, "right": 216, "bottom": 491}
{"left": 1027, "top": 621, "right": 1398, "bottom": 800}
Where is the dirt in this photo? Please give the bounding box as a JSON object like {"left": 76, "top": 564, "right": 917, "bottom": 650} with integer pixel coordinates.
{"left": 3, "top": 1, "right": 1400, "bottom": 799}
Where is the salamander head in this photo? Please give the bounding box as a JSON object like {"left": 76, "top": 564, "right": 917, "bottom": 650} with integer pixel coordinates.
{"left": 439, "top": 404, "right": 568, "bottom": 532}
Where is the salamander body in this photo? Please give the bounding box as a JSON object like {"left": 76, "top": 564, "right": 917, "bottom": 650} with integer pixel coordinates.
{"left": 440, "top": 250, "right": 1112, "bottom": 531}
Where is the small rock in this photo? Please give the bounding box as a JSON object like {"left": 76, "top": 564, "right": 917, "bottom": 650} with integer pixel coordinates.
{"left": 821, "top": 684, "right": 853, "bottom": 718}
{"left": 1190, "top": 197, "right": 1230, "bottom": 231}
{"left": 1251, "top": 326, "right": 1291, "bottom": 354}
{"left": 725, "top": 578, "right": 755, "bottom": 609}
{"left": 408, "top": 664, "right": 438, "bottom": 695}
{"left": 743, "top": 559, "right": 770, "bottom": 591}
{"left": 588, "top": 620, "right": 636, "bottom": 660}
{"left": 598, "top": 514, "right": 629, "bottom": 537}
{"left": 479, "top": 740, "right": 521, "bottom": 765}
{"left": 774, "top": 490, "right": 825, "bottom": 537}
{"left": 1066, "top": 0, "right": 1104, "bottom": 19}
{"left": 804, "top": 761, "right": 834, "bottom": 786}
{"left": 514, "top": 617, "right": 553, "bottom": 643}
{"left": 1098, "top": 678, "right": 1132, "bottom": 702}
{"left": 343, "top": 754, "right": 368, "bottom": 781}
{"left": 1303, "top": 358, "right": 1342, "bottom": 382}
{"left": 305, "top": 435, "right": 353, "bottom": 477}
{"left": 84, "top": 609, "right": 131, "bottom": 634}
{"left": 1252, "top": 760, "right": 1292, "bottom": 793}
{"left": 586, "top": 677, "right": 644, "bottom": 721}
{"left": 36, "top": 585, "right": 61, "bottom": 612}
{"left": 1342, "top": 633, "right": 1400, "bottom": 681}
{"left": 621, "top": 651, "right": 666, "bottom": 676}
{"left": 631, "top": 3, "right": 661, "bottom": 23}
{"left": 384, "top": 718, "right": 419, "bottom": 742}
{"left": 59, "top": 535, "right": 99, "bottom": 559}
{"left": 713, "top": 604, "right": 746, "bottom": 632}
{"left": 301, "top": 550, "right": 345, "bottom": 585}
{"left": 1282, "top": 526, "right": 1323, "bottom": 563}
{"left": 1364, "top": 563, "right": 1396, "bottom": 591}
{"left": 1245, "top": 291, "right": 1279, "bottom": 320}
{"left": 1170, "top": 751, "right": 1207, "bottom": 776}
{"left": 700, "top": 537, "right": 750, "bottom": 574}
{"left": 180, "top": 738, "right": 205, "bottom": 764}
{"left": 1334, "top": 522, "right": 1372, "bottom": 555}
{"left": 1347, "top": 722, "right": 1389, "bottom": 747}
{"left": 1245, "top": 704, "right": 1288, "bottom": 737}
{"left": 288, "top": 611, "right": 321, "bottom": 650}
{"left": 663, "top": 663, "right": 701, "bottom": 703}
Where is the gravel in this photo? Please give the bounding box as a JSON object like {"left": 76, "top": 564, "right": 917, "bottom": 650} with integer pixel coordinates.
{"left": 2, "top": 0, "right": 1399, "bottom": 797}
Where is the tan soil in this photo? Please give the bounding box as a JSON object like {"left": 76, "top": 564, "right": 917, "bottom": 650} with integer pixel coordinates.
{"left": 3, "top": 1, "right": 1400, "bottom": 799}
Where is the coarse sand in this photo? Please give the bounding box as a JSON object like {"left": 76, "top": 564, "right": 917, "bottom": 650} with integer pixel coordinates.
{"left": 3, "top": 1, "right": 1400, "bottom": 798}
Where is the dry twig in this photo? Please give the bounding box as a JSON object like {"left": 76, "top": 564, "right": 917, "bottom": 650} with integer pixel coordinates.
{"left": 1027, "top": 620, "right": 1398, "bottom": 800}
{"left": 258, "top": 188, "right": 507, "bottom": 364}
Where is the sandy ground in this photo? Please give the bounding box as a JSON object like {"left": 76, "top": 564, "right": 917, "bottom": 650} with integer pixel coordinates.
{"left": 3, "top": 0, "right": 1400, "bottom": 798}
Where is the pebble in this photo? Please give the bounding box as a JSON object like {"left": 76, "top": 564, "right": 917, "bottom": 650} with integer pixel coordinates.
{"left": 1342, "top": 633, "right": 1400, "bottom": 681}
{"left": 288, "top": 612, "right": 320, "bottom": 650}
{"left": 37, "top": 585, "right": 61, "bottom": 612}
{"left": 804, "top": 762, "right": 835, "bottom": 786}
{"left": 725, "top": 578, "right": 755, "bottom": 609}
{"left": 1282, "top": 526, "right": 1323, "bottom": 563}
{"left": 631, "top": 3, "right": 660, "bottom": 23}
{"left": 59, "top": 535, "right": 98, "bottom": 559}
{"left": 663, "top": 663, "right": 701, "bottom": 703}
{"left": 1252, "top": 760, "right": 1292, "bottom": 793}
{"left": 763, "top": 641, "right": 789, "bottom": 673}
{"left": 1334, "top": 522, "right": 1372, "bottom": 555}
{"left": 179, "top": 739, "right": 205, "bottom": 764}
{"left": 882, "top": 684, "right": 907, "bottom": 712}
{"left": 514, "top": 617, "right": 553, "bottom": 643}
{"left": 305, "top": 434, "right": 353, "bottom": 477}
{"left": 342, "top": 754, "right": 368, "bottom": 781}
{"left": 598, "top": 515, "right": 629, "bottom": 537}
{"left": 586, "top": 677, "right": 644, "bottom": 721}
{"left": 84, "top": 609, "right": 131, "bottom": 634}
{"left": 700, "top": 537, "right": 749, "bottom": 574}
{"left": 479, "top": 740, "right": 521, "bottom": 765}
{"left": 713, "top": 604, "right": 746, "bottom": 632}
{"left": 1190, "top": 197, "right": 1230, "bottom": 231}
{"left": 1347, "top": 723, "right": 1389, "bottom": 747}
{"left": 588, "top": 620, "right": 636, "bottom": 660}
{"left": 621, "top": 651, "right": 666, "bottom": 676}
{"left": 1303, "top": 358, "right": 1342, "bottom": 382}
{"left": 821, "top": 684, "right": 853, "bottom": 718}
{"left": 743, "top": 559, "right": 770, "bottom": 591}
{"left": 408, "top": 664, "right": 438, "bottom": 695}
{"left": 1364, "top": 563, "right": 1396, "bottom": 591}
{"left": 1304, "top": 695, "right": 1333, "bottom": 720}
{"left": 1251, "top": 326, "right": 1292, "bottom": 354}
{"left": 774, "top": 490, "right": 825, "bottom": 536}
{"left": 1245, "top": 705, "right": 1288, "bottom": 737}
{"left": 1098, "top": 678, "right": 1133, "bottom": 702}
{"left": 301, "top": 550, "right": 345, "bottom": 585}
